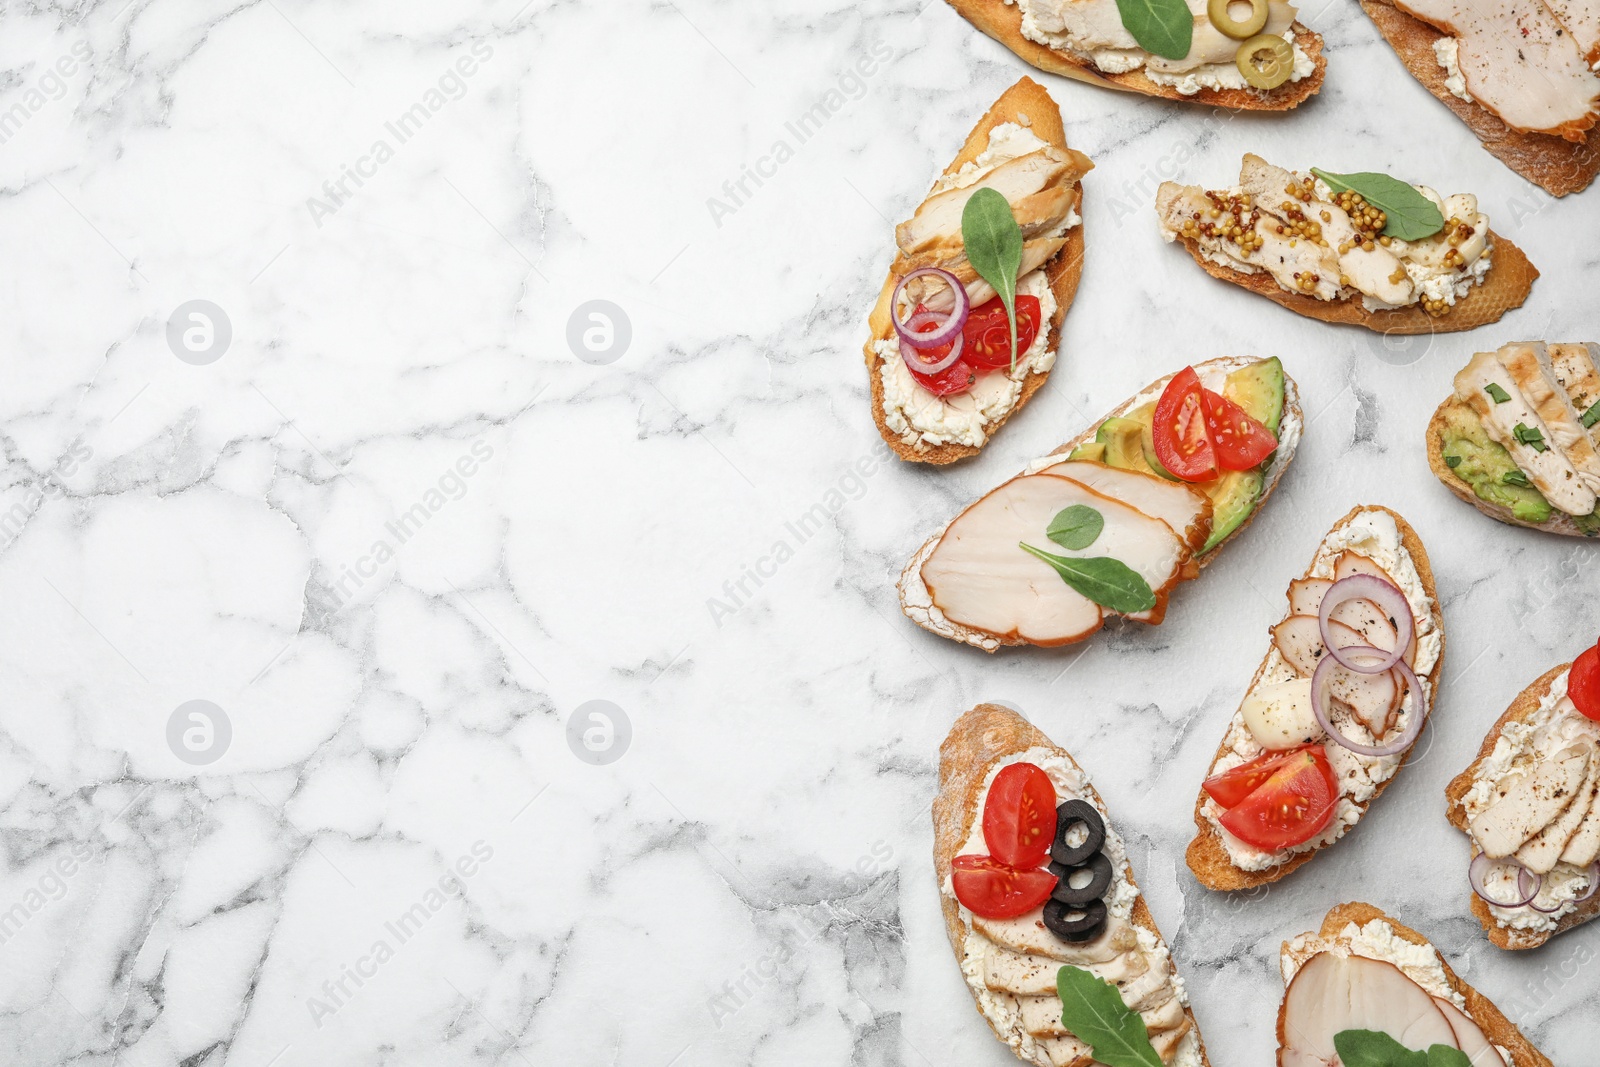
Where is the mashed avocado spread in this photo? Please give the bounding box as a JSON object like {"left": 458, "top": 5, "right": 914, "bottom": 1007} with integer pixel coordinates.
{"left": 1438, "top": 400, "right": 1600, "bottom": 533}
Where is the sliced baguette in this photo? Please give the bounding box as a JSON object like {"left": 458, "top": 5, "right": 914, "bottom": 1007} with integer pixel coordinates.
{"left": 934, "top": 703, "right": 1211, "bottom": 1067}
{"left": 898, "top": 355, "right": 1303, "bottom": 652}
{"left": 1361, "top": 0, "right": 1600, "bottom": 197}
{"left": 1444, "top": 663, "right": 1600, "bottom": 950}
{"left": 1426, "top": 398, "right": 1599, "bottom": 537}
{"left": 1186, "top": 505, "right": 1445, "bottom": 890}
{"left": 944, "top": 0, "right": 1325, "bottom": 110}
{"left": 1278, "top": 902, "right": 1553, "bottom": 1067}
{"left": 865, "top": 77, "right": 1086, "bottom": 465}
{"left": 1167, "top": 227, "right": 1537, "bottom": 335}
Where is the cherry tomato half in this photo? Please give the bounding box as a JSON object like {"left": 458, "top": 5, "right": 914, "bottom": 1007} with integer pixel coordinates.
{"left": 962, "top": 295, "right": 1042, "bottom": 370}
{"left": 1201, "top": 388, "right": 1278, "bottom": 471}
{"left": 982, "top": 762, "right": 1058, "bottom": 869}
{"left": 1202, "top": 748, "right": 1301, "bottom": 809}
{"left": 902, "top": 304, "right": 977, "bottom": 397}
{"left": 950, "top": 853, "right": 1059, "bottom": 918}
{"left": 1217, "top": 745, "right": 1338, "bottom": 851}
{"left": 1152, "top": 367, "right": 1218, "bottom": 482}
{"left": 1570, "top": 638, "right": 1600, "bottom": 721}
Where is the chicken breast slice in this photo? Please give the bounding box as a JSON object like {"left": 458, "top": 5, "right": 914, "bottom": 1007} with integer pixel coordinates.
{"left": 923, "top": 474, "right": 1192, "bottom": 646}
{"left": 1394, "top": 0, "right": 1600, "bottom": 140}
{"left": 1495, "top": 342, "right": 1600, "bottom": 494}
{"left": 1040, "top": 459, "right": 1214, "bottom": 551}
{"left": 1516, "top": 747, "right": 1600, "bottom": 873}
{"left": 1019, "top": 983, "right": 1180, "bottom": 1039}
{"left": 1454, "top": 350, "right": 1597, "bottom": 516}
{"left": 1471, "top": 745, "right": 1591, "bottom": 858}
{"left": 1433, "top": 997, "right": 1508, "bottom": 1067}
{"left": 1037, "top": 1034, "right": 1092, "bottom": 1067}
{"left": 982, "top": 941, "right": 1150, "bottom": 995}
{"left": 1545, "top": 0, "right": 1600, "bottom": 61}
{"left": 1157, "top": 181, "right": 1343, "bottom": 301}
{"left": 896, "top": 147, "right": 1092, "bottom": 256}
{"left": 1548, "top": 342, "right": 1600, "bottom": 451}
{"left": 1559, "top": 779, "right": 1600, "bottom": 867}
{"left": 910, "top": 235, "right": 1069, "bottom": 310}
{"left": 971, "top": 909, "right": 1140, "bottom": 964}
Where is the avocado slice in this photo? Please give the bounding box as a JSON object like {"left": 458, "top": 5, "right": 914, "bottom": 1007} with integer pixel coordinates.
{"left": 1096, "top": 417, "right": 1153, "bottom": 474}
{"left": 1438, "top": 398, "right": 1555, "bottom": 526}
{"left": 1224, "top": 356, "right": 1285, "bottom": 435}
{"left": 1066, "top": 440, "right": 1107, "bottom": 463}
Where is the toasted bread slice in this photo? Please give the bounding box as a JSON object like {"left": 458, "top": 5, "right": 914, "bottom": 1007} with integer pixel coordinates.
{"left": 945, "top": 0, "right": 1325, "bottom": 109}
{"left": 1444, "top": 664, "right": 1600, "bottom": 950}
{"left": 1426, "top": 399, "right": 1600, "bottom": 537}
{"left": 1168, "top": 227, "right": 1537, "bottom": 335}
{"left": 935, "top": 703, "right": 1212, "bottom": 1067}
{"left": 1186, "top": 505, "right": 1444, "bottom": 890}
{"left": 1278, "top": 902, "right": 1553, "bottom": 1066}
{"left": 865, "top": 77, "right": 1086, "bottom": 465}
{"left": 898, "top": 355, "right": 1302, "bottom": 652}
{"left": 1361, "top": 0, "right": 1600, "bottom": 197}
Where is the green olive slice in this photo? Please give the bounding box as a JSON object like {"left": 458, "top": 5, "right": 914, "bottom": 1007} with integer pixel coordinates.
{"left": 1235, "top": 33, "right": 1293, "bottom": 90}
{"left": 1208, "top": 0, "right": 1268, "bottom": 39}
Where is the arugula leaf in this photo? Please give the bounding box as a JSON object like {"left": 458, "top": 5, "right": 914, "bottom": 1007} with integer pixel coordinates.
{"left": 1047, "top": 505, "right": 1104, "bottom": 551}
{"left": 1055, "top": 965, "right": 1163, "bottom": 1067}
{"left": 1513, "top": 422, "right": 1549, "bottom": 452}
{"left": 1502, "top": 469, "right": 1532, "bottom": 487}
{"left": 1484, "top": 382, "right": 1511, "bottom": 404}
{"left": 1311, "top": 169, "right": 1445, "bottom": 241}
{"left": 1333, "top": 1030, "right": 1471, "bottom": 1067}
{"left": 1427, "top": 1046, "right": 1473, "bottom": 1067}
{"left": 961, "top": 187, "right": 1024, "bottom": 373}
{"left": 1583, "top": 399, "right": 1600, "bottom": 428}
{"left": 1112, "top": 0, "right": 1192, "bottom": 61}
{"left": 1020, "top": 544, "right": 1157, "bottom": 614}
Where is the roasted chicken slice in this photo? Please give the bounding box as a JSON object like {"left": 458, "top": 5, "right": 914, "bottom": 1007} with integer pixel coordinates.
{"left": 1433, "top": 996, "right": 1508, "bottom": 1067}
{"left": 1496, "top": 342, "right": 1600, "bottom": 493}
{"left": 1039, "top": 459, "right": 1214, "bottom": 550}
{"left": 1548, "top": 342, "right": 1600, "bottom": 450}
{"left": 895, "top": 147, "right": 1093, "bottom": 256}
{"left": 1516, "top": 749, "right": 1600, "bottom": 872}
{"left": 1470, "top": 744, "right": 1591, "bottom": 858}
{"left": 971, "top": 909, "right": 1140, "bottom": 963}
{"left": 982, "top": 942, "right": 1148, "bottom": 995}
{"left": 1280, "top": 952, "right": 1459, "bottom": 1067}
{"left": 1156, "top": 181, "right": 1342, "bottom": 300}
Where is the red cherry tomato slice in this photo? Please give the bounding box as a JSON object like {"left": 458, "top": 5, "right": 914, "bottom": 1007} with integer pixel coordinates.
{"left": 1217, "top": 745, "right": 1338, "bottom": 851}
{"left": 1152, "top": 367, "right": 1218, "bottom": 482}
{"left": 962, "top": 295, "right": 1042, "bottom": 370}
{"left": 950, "top": 854, "right": 1058, "bottom": 918}
{"left": 982, "top": 762, "right": 1059, "bottom": 869}
{"left": 1202, "top": 748, "right": 1300, "bottom": 809}
{"left": 1201, "top": 388, "right": 1278, "bottom": 471}
{"left": 1570, "top": 638, "right": 1600, "bottom": 721}
{"left": 909, "top": 357, "right": 976, "bottom": 397}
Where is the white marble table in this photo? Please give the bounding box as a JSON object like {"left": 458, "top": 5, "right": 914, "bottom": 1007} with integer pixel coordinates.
{"left": 0, "top": 0, "right": 1593, "bottom": 1063}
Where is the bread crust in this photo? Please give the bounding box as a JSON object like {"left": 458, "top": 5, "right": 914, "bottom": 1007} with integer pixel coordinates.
{"left": 1425, "top": 398, "right": 1599, "bottom": 538}
{"left": 1276, "top": 902, "right": 1554, "bottom": 1067}
{"left": 944, "top": 0, "right": 1325, "bottom": 109}
{"left": 864, "top": 76, "right": 1085, "bottom": 465}
{"left": 1168, "top": 229, "right": 1538, "bottom": 335}
{"left": 1443, "top": 664, "right": 1600, "bottom": 950}
{"left": 1185, "top": 505, "right": 1445, "bottom": 890}
{"left": 1361, "top": 0, "right": 1600, "bottom": 197}
{"left": 934, "top": 703, "right": 1211, "bottom": 1067}
{"left": 898, "top": 356, "right": 1303, "bottom": 652}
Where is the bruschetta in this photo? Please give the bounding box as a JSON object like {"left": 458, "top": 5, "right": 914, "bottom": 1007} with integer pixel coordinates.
{"left": 945, "top": 0, "right": 1326, "bottom": 108}
{"left": 865, "top": 77, "right": 1093, "bottom": 464}
{"left": 1278, "top": 902, "right": 1551, "bottom": 1066}
{"left": 934, "top": 703, "right": 1210, "bottom": 1067}
{"left": 1361, "top": 0, "right": 1600, "bottom": 196}
{"left": 1429, "top": 342, "right": 1600, "bottom": 536}
{"left": 899, "top": 355, "right": 1300, "bottom": 651}
{"left": 1157, "top": 155, "right": 1537, "bottom": 333}
{"left": 1186, "top": 506, "right": 1444, "bottom": 889}
{"left": 1445, "top": 643, "right": 1600, "bottom": 950}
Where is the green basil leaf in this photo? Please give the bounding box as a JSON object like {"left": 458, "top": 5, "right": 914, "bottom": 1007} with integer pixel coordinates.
{"left": 1513, "top": 422, "right": 1549, "bottom": 452}
{"left": 1426, "top": 1046, "right": 1473, "bottom": 1067}
{"left": 1112, "top": 0, "right": 1193, "bottom": 60}
{"left": 1020, "top": 543, "right": 1157, "bottom": 614}
{"left": 1502, "top": 469, "right": 1532, "bottom": 487}
{"left": 1333, "top": 1029, "right": 1429, "bottom": 1067}
{"left": 1444, "top": 454, "right": 1462, "bottom": 468}
{"left": 1311, "top": 169, "right": 1445, "bottom": 241}
{"left": 1047, "top": 505, "right": 1104, "bottom": 551}
{"left": 1484, "top": 382, "right": 1511, "bottom": 405}
{"left": 961, "top": 187, "right": 1024, "bottom": 372}
{"left": 1055, "top": 965, "right": 1164, "bottom": 1067}
{"left": 1582, "top": 399, "right": 1600, "bottom": 428}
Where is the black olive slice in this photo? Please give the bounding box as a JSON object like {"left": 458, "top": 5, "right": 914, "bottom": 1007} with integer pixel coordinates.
{"left": 1043, "top": 897, "right": 1106, "bottom": 942}
{"left": 1051, "top": 851, "right": 1113, "bottom": 905}
{"left": 1050, "top": 799, "right": 1105, "bottom": 867}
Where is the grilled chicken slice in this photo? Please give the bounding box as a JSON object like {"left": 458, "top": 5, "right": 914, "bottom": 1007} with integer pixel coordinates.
{"left": 1470, "top": 744, "right": 1591, "bottom": 858}
{"left": 1393, "top": 0, "right": 1600, "bottom": 141}
{"left": 1156, "top": 181, "right": 1342, "bottom": 300}
{"left": 1516, "top": 748, "right": 1600, "bottom": 872}
{"left": 1019, "top": 984, "right": 1183, "bottom": 1039}
{"left": 982, "top": 942, "right": 1149, "bottom": 995}
{"left": 1036, "top": 1035, "right": 1091, "bottom": 1067}
{"left": 1433, "top": 997, "right": 1508, "bottom": 1067}
{"left": 1239, "top": 155, "right": 1414, "bottom": 306}
{"left": 1559, "top": 772, "right": 1600, "bottom": 867}
{"left": 971, "top": 909, "right": 1140, "bottom": 963}
{"left": 1496, "top": 342, "right": 1600, "bottom": 493}
{"left": 907, "top": 236, "right": 1069, "bottom": 310}
{"left": 1548, "top": 342, "right": 1600, "bottom": 450}
{"left": 896, "top": 147, "right": 1092, "bottom": 256}
{"left": 1280, "top": 952, "right": 1459, "bottom": 1067}
{"left": 1545, "top": 0, "right": 1600, "bottom": 63}
{"left": 1272, "top": 615, "right": 1402, "bottom": 735}
{"left": 1455, "top": 350, "right": 1598, "bottom": 516}
{"left": 1040, "top": 459, "right": 1214, "bottom": 550}
{"left": 922, "top": 473, "right": 1193, "bottom": 646}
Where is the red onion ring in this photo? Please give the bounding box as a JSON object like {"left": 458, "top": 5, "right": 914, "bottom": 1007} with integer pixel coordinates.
{"left": 1310, "top": 646, "right": 1427, "bottom": 757}
{"left": 1469, "top": 852, "right": 1541, "bottom": 909}
{"left": 1318, "top": 574, "right": 1414, "bottom": 675}
{"left": 892, "top": 267, "right": 968, "bottom": 350}
{"left": 900, "top": 331, "right": 963, "bottom": 376}
{"left": 1575, "top": 862, "right": 1600, "bottom": 904}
